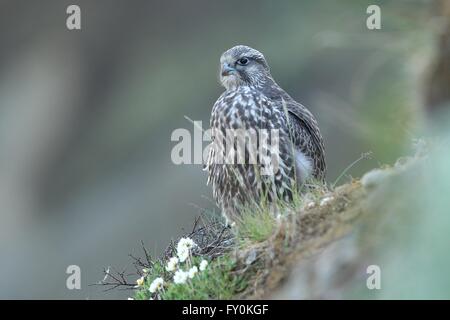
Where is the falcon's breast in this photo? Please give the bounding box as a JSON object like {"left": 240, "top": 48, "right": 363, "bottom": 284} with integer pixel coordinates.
{"left": 206, "top": 87, "right": 299, "bottom": 220}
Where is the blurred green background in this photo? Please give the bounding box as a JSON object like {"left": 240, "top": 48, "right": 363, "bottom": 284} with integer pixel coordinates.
{"left": 0, "top": 0, "right": 444, "bottom": 298}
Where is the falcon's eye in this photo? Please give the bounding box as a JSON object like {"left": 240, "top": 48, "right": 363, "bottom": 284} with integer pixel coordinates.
{"left": 236, "top": 57, "right": 249, "bottom": 66}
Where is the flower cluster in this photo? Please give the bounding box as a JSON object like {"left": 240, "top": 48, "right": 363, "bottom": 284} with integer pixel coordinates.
{"left": 149, "top": 277, "right": 164, "bottom": 293}
{"left": 177, "top": 237, "right": 197, "bottom": 262}
{"left": 166, "top": 257, "right": 179, "bottom": 272}
{"left": 135, "top": 276, "right": 145, "bottom": 287}
{"left": 199, "top": 259, "right": 208, "bottom": 271}
{"left": 167, "top": 237, "right": 208, "bottom": 285}
{"left": 131, "top": 237, "right": 210, "bottom": 299}
{"left": 173, "top": 269, "right": 189, "bottom": 284}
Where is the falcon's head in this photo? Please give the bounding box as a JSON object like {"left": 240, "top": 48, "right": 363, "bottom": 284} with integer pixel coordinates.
{"left": 219, "top": 45, "right": 271, "bottom": 90}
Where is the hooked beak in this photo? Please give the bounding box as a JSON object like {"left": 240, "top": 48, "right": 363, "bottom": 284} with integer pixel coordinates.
{"left": 221, "top": 63, "right": 236, "bottom": 76}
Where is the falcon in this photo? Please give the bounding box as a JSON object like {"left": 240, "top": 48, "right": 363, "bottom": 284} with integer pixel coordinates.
{"left": 206, "top": 45, "right": 326, "bottom": 223}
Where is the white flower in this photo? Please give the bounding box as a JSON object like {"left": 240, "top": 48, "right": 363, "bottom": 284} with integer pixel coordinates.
{"left": 166, "top": 257, "right": 179, "bottom": 272}
{"left": 127, "top": 297, "right": 134, "bottom": 300}
{"left": 199, "top": 260, "right": 208, "bottom": 271}
{"left": 135, "top": 276, "right": 145, "bottom": 287}
{"left": 177, "top": 237, "right": 196, "bottom": 262}
{"left": 173, "top": 269, "right": 189, "bottom": 284}
{"left": 142, "top": 268, "right": 149, "bottom": 274}
{"left": 188, "top": 266, "right": 198, "bottom": 279}
{"left": 177, "top": 237, "right": 196, "bottom": 252}
{"left": 149, "top": 277, "right": 164, "bottom": 293}
{"left": 177, "top": 247, "right": 189, "bottom": 262}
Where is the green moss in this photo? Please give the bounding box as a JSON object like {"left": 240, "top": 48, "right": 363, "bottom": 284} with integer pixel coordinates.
{"left": 163, "top": 256, "right": 247, "bottom": 300}
{"left": 235, "top": 206, "right": 276, "bottom": 244}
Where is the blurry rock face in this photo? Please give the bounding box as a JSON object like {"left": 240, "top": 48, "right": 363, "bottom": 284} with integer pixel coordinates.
{"left": 269, "top": 137, "right": 450, "bottom": 299}
{"left": 270, "top": 235, "right": 364, "bottom": 299}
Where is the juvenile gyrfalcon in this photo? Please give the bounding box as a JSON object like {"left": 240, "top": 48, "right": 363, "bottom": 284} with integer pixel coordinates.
{"left": 206, "top": 45, "right": 326, "bottom": 222}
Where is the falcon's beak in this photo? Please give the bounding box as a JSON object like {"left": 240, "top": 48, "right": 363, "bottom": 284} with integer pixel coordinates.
{"left": 221, "top": 63, "right": 236, "bottom": 76}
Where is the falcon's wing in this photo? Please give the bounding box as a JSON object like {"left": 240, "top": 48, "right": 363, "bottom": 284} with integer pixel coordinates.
{"left": 283, "top": 99, "right": 326, "bottom": 180}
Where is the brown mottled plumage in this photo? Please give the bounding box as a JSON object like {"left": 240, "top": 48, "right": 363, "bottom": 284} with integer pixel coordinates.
{"left": 205, "top": 45, "right": 326, "bottom": 223}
